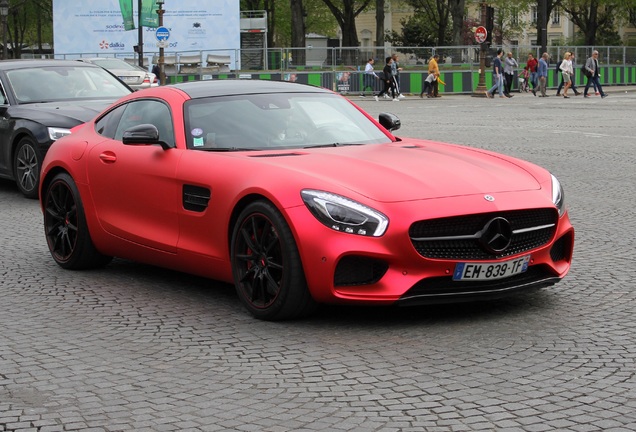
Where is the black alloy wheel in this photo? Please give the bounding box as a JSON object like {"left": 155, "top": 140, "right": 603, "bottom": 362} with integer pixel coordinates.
{"left": 231, "top": 200, "right": 316, "bottom": 321}
{"left": 14, "top": 138, "right": 40, "bottom": 199}
{"left": 44, "top": 173, "right": 112, "bottom": 269}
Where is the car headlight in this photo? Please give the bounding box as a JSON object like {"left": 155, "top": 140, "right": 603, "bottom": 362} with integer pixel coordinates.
{"left": 551, "top": 174, "right": 566, "bottom": 217}
{"left": 301, "top": 189, "right": 388, "bottom": 237}
{"left": 48, "top": 127, "right": 72, "bottom": 141}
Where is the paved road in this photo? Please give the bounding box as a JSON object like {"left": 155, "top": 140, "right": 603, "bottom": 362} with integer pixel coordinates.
{"left": 1, "top": 89, "right": 636, "bottom": 431}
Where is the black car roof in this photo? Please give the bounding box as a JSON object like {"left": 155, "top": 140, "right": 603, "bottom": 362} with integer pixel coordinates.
{"left": 170, "top": 79, "right": 330, "bottom": 98}
{"left": 0, "top": 59, "right": 102, "bottom": 71}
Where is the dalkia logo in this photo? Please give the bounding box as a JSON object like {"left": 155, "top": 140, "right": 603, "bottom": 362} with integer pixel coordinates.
{"left": 99, "top": 40, "right": 125, "bottom": 50}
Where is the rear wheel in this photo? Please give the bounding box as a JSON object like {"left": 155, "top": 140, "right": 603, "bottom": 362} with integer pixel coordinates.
{"left": 14, "top": 138, "right": 40, "bottom": 199}
{"left": 43, "top": 172, "right": 112, "bottom": 269}
{"left": 231, "top": 200, "right": 316, "bottom": 321}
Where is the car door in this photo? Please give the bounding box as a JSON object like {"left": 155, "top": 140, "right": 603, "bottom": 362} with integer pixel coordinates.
{"left": 87, "top": 99, "right": 181, "bottom": 253}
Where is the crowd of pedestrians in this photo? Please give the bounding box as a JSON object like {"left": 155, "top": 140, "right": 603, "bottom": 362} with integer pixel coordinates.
{"left": 485, "top": 50, "right": 606, "bottom": 100}
{"left": 361, "top": 50, "right": 608, "bottom": 101}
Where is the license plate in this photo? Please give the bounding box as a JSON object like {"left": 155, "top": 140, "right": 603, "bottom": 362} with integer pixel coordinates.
{"left": 119, "top": 76, "right": 137, "bottom": 83}
{"left": 453, "top": 255, "right": 530, "bottom": 281}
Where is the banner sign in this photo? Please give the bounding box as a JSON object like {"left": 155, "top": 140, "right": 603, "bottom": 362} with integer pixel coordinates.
{"left": 140, "top": 0, "right": 159, "bottom": 28}
{"left": 118, "top": 0, "right": 135, "bottom": 31}
{"left": 53, "top": 0, "right": 240, "bottom": 65}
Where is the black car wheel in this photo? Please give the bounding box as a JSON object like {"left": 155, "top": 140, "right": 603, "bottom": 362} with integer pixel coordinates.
{"left": 231, "top": 200, "right": 316, "bottom": 321}
{"left": 44, "top": 172, "right": 112, "bottom": 269}
{"left": 14, "top": 137, "right": 40, "bottom": 199}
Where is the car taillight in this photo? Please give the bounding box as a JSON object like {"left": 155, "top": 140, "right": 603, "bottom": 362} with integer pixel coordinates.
{"left": 143, "top": 74, "right": 151, "bottom": 84}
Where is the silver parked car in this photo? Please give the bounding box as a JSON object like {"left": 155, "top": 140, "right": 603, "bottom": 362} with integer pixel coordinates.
{"left": 78, "top": 58, "right": 158, "bottom": 90}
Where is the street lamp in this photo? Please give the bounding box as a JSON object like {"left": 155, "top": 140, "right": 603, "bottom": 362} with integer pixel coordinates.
{"left": 156, "top": 0, "right": 165, "bottom": 85}
{"left": 0, "top": 0, "right": 9, "bottom": 60}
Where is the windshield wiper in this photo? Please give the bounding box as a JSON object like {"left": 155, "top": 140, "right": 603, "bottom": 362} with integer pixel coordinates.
{"left": 303, "top": 143, "right": 363, "bottom": 149}
{"left": 202, "top": 147, "right": 263, "bottom": 152}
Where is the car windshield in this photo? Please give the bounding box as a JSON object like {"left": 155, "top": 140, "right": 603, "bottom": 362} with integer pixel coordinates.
{"left": 7, "top": 65, "right": 132, "bottom": 103}
{"left": 90, "top": 58, "right": 140, "bottom": 72}
{"left": 184, "top": 92, "right": 392, "bottom": 151}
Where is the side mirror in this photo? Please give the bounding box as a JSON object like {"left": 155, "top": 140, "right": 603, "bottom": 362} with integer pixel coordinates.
{"left": 379, "top": 112, "right": 401, "bottom": 132}
{"left": 122, "top": 124, "right": 172, "bottom": 150}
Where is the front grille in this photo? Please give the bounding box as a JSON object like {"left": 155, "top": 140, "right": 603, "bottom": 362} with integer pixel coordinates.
{"left": 399, "top": 265, "right": 559, "bottom": 304}
{"left": 334, "top": 256, "right": 388, "bottom": 287}
{"left": 409, "top": 208, "right": 558, "bottom": 260}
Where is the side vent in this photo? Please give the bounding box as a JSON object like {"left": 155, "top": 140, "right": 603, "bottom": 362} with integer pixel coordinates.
{"left": 183, "top": 185, "right": 211, "bottom": 212}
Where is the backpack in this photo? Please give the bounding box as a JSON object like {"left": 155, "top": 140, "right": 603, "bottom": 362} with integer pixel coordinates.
{"left": 555, "top": 60, "right": 562, "bottom": 71}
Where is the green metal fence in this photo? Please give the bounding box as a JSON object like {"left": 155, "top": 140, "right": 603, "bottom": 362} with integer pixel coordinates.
{"left": 52, "top": 45, "right": 636, "bottom": 94}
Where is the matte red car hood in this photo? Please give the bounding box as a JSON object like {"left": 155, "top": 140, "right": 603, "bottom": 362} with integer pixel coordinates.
{"left": 252, "top": 141, "right": 541, "bottom": 202}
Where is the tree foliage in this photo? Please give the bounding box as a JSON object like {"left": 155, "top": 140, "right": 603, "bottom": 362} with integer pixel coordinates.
{"left": 5, "top": 0, "right": 53, "bottom": 58}
{"left": 559, "top": 0, "right": 620, "bottom": 45}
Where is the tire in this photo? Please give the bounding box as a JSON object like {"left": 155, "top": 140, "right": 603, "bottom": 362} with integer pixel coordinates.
{"left": 13, "top": 137, "right": 41, "bottom": 199}
{"left": 43, "top": 172, "right": 112, "bottom": 270}
{"left": 231, "top": 200, "right": 316, "bottom": 321}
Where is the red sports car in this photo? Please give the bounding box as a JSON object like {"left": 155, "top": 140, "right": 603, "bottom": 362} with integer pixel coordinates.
{"left": 39, "top": 80, "right": 574, "bottom": 320}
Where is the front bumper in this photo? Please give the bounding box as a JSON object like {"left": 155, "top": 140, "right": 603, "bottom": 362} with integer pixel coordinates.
{"left": 285, "top": 190, "right": 574, "bottom": 305}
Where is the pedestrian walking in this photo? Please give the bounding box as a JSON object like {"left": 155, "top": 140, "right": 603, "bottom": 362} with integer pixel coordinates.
{"left": 391, "top": 53, "right": 405, "bottom": 98}
{"left": 485, "top": 49, "right": 506, "bottom": 98}
{"left": 584, "top": 50, "right": 607, "bottom": 98}
{"left": 537, "top": 52, "right": 550, "bottom": 97}
{"left": 361, "top": 58, "right": 379, "bottom": 98}
{"left": 556, "top": 53, "right": 581, "bottom": 96}
{"left": 376, "top": 56, "right": 398, "bottom": 101}
{"left": 428, "top": 54, "right": 441, "bottom": 98}
{"left": 559, "top": 52, "right": 574, "bottom": 98}
{"left": 525, "top": 53, "right": 538, "bottom": 96}
{"left": 503, "top": 52, "right": 518, "bottom": 97}
{"left": 419, "top": 73, "right": 436, "bottom": 98}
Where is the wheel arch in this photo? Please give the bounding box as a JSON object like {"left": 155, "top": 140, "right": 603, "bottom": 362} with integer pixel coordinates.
{"left": 227, "top": 193, "right": 276, "bottom": 252}
{"left": 39, "top": 166, "right": 71, "bottom": 211}
{"left": 10, "top": 130, "right": 39, "bottom": 167}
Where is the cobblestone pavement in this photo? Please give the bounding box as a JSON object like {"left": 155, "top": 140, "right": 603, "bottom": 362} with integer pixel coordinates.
{"left": 1, "top": 89, "right": 636, "bottom": 431}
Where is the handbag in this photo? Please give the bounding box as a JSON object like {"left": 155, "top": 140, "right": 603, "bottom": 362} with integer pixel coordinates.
{"left": 581, "top": 64, "right": 592, "bottom": 78}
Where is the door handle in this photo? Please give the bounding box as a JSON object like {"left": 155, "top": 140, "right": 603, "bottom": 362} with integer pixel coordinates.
{"left": 99, "top": 152, "right": 117, "bottom": 163}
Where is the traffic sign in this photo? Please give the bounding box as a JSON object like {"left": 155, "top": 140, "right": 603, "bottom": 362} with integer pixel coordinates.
{"left": 155, "top": 26, "right": 170, "bottom": 42}
{"left": 474, "top": 26, "right": 487, "bottom": 44}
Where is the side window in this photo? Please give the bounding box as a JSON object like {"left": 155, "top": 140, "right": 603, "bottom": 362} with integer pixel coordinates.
{"left": 95, "top": 104, "right": 126, "bottom": 138}
{"left": 113, "top": 100, "right": 175, "bottom": 147}
{"left": 0, "top": 81, "right": 8, "bottom": 105}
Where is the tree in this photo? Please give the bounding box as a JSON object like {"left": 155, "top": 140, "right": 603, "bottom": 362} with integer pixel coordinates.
{"left": 320, "top": 0, "right": 372, "bottom": 64}
{"left": 559, "top": 0, "right": 619, "bottom": 45}
{"left": 448, "top": 0, "right": 465, "bottom": 46}
{"left": 385, "top": 13, "right": 442, "bottom": 48}
{"left": 398, "top": 0, "right": 453, "bottom": 46}
{"left": 375, "top": 0, "right": 385, "bottom": 49}
{"left": 5, "top": 0, "right": 53, "bottom": 58}
{"left": 291, "top": 0, "right": 307, "bottom": 64}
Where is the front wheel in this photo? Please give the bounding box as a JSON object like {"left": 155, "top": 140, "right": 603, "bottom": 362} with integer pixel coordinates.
{"left": 43, "top": 172, "right": 112, "bottom": 269}
{"left": 14, "top": 137, "right": 40, "bottom": 199}
{"left": 231, "top": 200, "right": 316, "bottom": 321}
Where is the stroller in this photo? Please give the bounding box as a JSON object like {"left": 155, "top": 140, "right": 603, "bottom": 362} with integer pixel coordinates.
{"left": 518, "top": 69, "right": 530, "bottom": 93}
{"left": 519, "top": 69, "right": 530, "bottom": 93}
